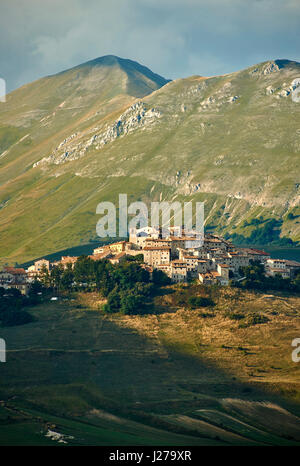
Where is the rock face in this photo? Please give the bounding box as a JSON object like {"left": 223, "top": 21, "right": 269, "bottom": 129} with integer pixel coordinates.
{"left": 0, "top": 56, "right": 300, "bottom": 262}
{"left": 34, "top": 102, "right": 161, "bottom": 166}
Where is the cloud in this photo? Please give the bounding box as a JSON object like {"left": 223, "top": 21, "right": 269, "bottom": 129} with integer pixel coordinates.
{"left": 0, "top": 0, "right": 299, "bottom": 91}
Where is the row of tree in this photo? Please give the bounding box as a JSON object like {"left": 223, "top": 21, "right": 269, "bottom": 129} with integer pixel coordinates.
{"left": 38, "top": 255, "right": 170, "bottom": 315}
{"left": 235, "top": 261, "right": 300, "bottom": 292}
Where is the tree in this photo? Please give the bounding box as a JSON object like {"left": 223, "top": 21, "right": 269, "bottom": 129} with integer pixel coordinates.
{"left": 104, "top": 287, "right": 121, "bottom": 313}
{"left": 74, "top": 256, "right": 95, "bottom": 286}
{"left": 124, "top": 254, "right": 144, "bottom": 263}
{"left": 120, "top": 293, "right": 143, "bottom": 315}
{"left": 94, "top": 260, "right": 114, "bottom": 296}
{"left": 113, "top": 262, "right": 150, "bottom": 290}
{"left": 152, "top": 269, "right": 171, "bottom": 285}
{"left": 39, "top": 264, "right": 50, "bottom": 288}
{"left": 292, "top": 272, "right": 300, "bottom": 291}
{"left": 50, "top": 264, "right": 64, "bottom": 291}
{"left": 29, "top": 279, "right": 43, "bottom": 295}
{"left": 61, "top": 263, "right": 74, "bottom": 290}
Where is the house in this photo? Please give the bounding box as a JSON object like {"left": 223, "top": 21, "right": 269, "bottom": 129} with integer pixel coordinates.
{"left": 170, "top": 260, "right": 187, "bottom": 283}
{"left": 198, "top": 272, "right": 215, "bottom": 285}
{"left": 11, "top": 282, "right": 30, "bottom": 295}
{"left": 93, "top": 245, "right": 109, "bottom": 255}
{"left": 178, "top": 254, "right": 209, "bottom": 277}
{"left": 190, "top": 248, "right": 209, "bottom": 259}
{"left": 60, "top": 256, "right": 78, "bottom": 269}
{"left": 1, "top": 282, "right": 30, "bottom": 295}
{"left": 154, "top": 261, "right": 188, "bottom": 283}
{"left": 198, "top": 270, "right": 228, "bottom": 286}
{"left": 34, "top": 259, "right": 50, "bottom": 272}
{"left": 144, "top": 238, "right": 172, "bottom": 249}
{"left": 124, "top": 243, "right": 144, "bottom": 257}
{"left": 109, "top": 252, "right": 128, "bottom": 265}
{"left": 129, "top": 226, "right": 160, "bottom": 246}
{"left": 226, "top": 252, "right": 251, "bottom": 272}
{"left": 266, "top": 258, "right": 287, "bottom": 269}
{"left": 0, "top": 267, "right": 29, "bottom": 295}
{"left": 156, "top": 264, "right": 171, "bottom": 276}
{"left": 90, "top": 250, "right": 113, "bottom": 261}
{"left": 167, "top": 237, "right": 188, "bottom": 256}
{"left": 217, "top": 264, "right": 230, "bottom": 283}
{"left": 181, "top": 255, "right": 200, "bottom": 276}
{"left": 143, "top": 247, "right": 171, "bottom": 266}
{"left": 243, "top": 248, "right": 270, "bottom": 262}
{"left": 204, "top": 236, "right": 227, "bottom": 250}
{"left": 285, "top": 260, "right": 300, "bottom": 279}
{"left": 265, "top": 259, "right": 291, "bottom": 278}
{"left": 0, "top": 267, "right": 27, "bottom": 284}
{"left": 266, "top": 267, "right": 290, "bottom": 279}
{"left": 26, "top": 265, "right": 39, "bottom": 281}
{"left": 108, "top": 241, "right": 127, "bottom": 254}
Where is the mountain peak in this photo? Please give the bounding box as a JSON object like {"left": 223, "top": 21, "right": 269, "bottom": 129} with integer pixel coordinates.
{"left": 57, "top": 54, "right": 170, "bottom": 98}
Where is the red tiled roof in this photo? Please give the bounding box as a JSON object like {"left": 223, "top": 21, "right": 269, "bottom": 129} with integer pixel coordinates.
{"left": 143, "top": 246, "right": 171, "bottom": 251}
{"left": 109, "top": 241, "right": 126, "bottom": 246}
{"left": 171, "top": 260, "right": 187, "bottom": 266}
{"left": 90, "top": 251, "right": 112, "bottom": 260}
{"left": 3, "top": 267, "right": 26, "bottom": 274}
{"left": 61, "top": 256, "right": 78, "bottom": 263}
{"left": 145, "top": 238, "right": 171, "bottom": 242}
{"left": 285, "top": 260, "right": 300, "bottom": 267}
{"left": 247, "top": 248, "right": 269, "bottom": 256}
{"left": 111, "top": 252, "right": 127, "bottom": 260}
{"left": 268, "top": 268, "right": 289, "bottom": 273}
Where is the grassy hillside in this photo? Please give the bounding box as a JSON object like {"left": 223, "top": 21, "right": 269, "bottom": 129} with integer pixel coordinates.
{"left": 0, "top": 58, "right": 299, "bottom": 264}
{"left": 0, "top": 285, "right": 299, "bottom": 445}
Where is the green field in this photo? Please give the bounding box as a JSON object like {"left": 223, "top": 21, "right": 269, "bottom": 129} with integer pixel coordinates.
{"left": 0, "top": 286, "right": 299, "bottom": 445}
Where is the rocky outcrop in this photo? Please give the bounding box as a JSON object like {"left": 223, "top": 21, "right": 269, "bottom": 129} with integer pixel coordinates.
{"left": 34, "top": 102, "right": 161, "bottom": 166}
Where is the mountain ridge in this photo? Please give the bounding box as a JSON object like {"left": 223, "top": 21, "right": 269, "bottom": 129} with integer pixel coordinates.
{"left": 0, "top": 55, "right": 299, "bottom": 263}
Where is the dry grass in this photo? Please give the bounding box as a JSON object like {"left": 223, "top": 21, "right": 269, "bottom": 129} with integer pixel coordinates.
{"left": 80, "top": 285, "right": 300, "bottom": 388}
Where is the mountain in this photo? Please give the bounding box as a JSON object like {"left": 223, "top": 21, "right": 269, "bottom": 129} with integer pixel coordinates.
{"left": 0, "top": 57, "right": 299, "bottom": 263}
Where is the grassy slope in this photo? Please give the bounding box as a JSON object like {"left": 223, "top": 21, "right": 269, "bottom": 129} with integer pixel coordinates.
{"left": 0, "top": 59, "right": 299, "bottom": 264}
{"left": 0, "top": 286, "right": 299, "bottom": 445}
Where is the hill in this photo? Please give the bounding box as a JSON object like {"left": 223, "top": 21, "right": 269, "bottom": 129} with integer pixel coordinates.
{"left": 0, "top": 285, "right": 299, "bottom": 445}
{"left": 0, "top": 57, "right": 299, "bottom": 263}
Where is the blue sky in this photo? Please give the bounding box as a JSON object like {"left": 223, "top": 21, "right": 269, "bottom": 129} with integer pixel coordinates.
{"left": 1, "top": 0, "right": 300, "bottom": 91}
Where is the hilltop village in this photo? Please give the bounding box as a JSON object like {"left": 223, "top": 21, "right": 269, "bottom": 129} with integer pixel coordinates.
{"left": 1, "top": 227, "right": 300, "bottom": 295}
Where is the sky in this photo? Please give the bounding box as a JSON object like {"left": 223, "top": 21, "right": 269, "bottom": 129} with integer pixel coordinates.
{"left": 0, "top": 0, "right": 300, "bottom": 92}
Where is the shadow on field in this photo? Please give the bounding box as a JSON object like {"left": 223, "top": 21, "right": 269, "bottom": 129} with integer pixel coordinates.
{"left": 0, "top": 305, "right": 300, "bottom": 445}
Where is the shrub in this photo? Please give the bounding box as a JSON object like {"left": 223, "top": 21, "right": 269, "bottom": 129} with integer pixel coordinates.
{"left": 152, "top": 269, "right": 171, "bottom": 286}
{"left": 120, "top": 293, "right": 144, "bottom": 315}
{"left": 199, "top": 312, "right": 215, "bottom": 318}
{"left": 103, "top": 288, "right": 121, "bottom": 313}
{"left": 225, "top": 312, "right": 245, "bottom": 320}
{"left": 188, "top": 296, "right": 215, "bottom": 308}
{"left": 239, "top": 313, "right": 269, "bottom": 328}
